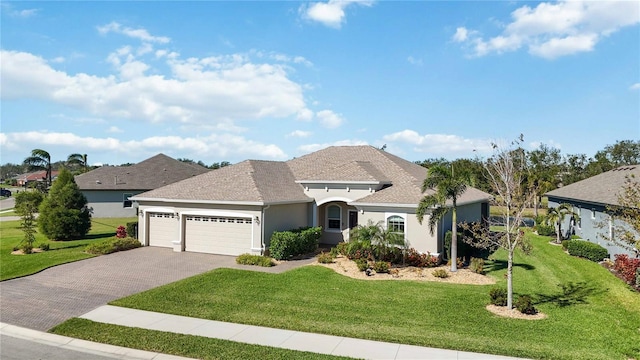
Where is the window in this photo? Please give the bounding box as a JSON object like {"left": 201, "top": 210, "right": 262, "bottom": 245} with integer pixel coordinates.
{"left": 123, "top": 193, "right": 133, "bottom": 208}
{"left": 327, "top": 205, "right": 341, "bottom": 230}
{"left": 387, "top": 215, "right": 405, "bottom": 235}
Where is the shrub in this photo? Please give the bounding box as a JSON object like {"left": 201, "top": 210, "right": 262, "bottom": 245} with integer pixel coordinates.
{"left": 317, "top": 252, "right": 335, "bottom": 264}
{"left": 38, "top": 242, "right": 50, "bottom": 251}
{"left": 469, "top": 257, "right": 484, "bottom": 274}
{"left": 566, "top": 240, "right": 609, "bottom": 262}
{"left": 236, "top": 253, "right": 275, "bottom": 267}
{"left": 536, "top": 224, "right": 555, "bottom": 237}
{"left": 86, "top": 237, "right": 141, "bottom": 255}
{"left": 269, "top": 226, "right": 321, "bottom": 260}
{"left": 405, "top": 248, "right": 440, "bottom": 267}
{"left": 355, "top": 258, "right": 369, "bottom": 271}
{"left": 21, "top": 243, "right": 33, "bottom": 254}
{"left": 636, "top": 267, "right": 640, "bottom": 288}
{"left": 343, "top": 239, "right": 373, "bottom": 261}
{"left": 514, "top": 295, "right": 537, "bottom": 315}
{"left": 336, "top": 242, "right": 348, "bottom": 256}
{"left": 115, "top": 225, "right": 127, "bottom": 238}
{"left": 613, "top": 254, "right": 640, "bottom": 285}
{"left": 561, "top": 240, "right": 572, "bottom": 250}
{"left": 489, "top": 287, "right": 508, "bottom": 306}
{"left": 126, "top": 221, "right": 138, "bottom": 239}
{"left": 446, "top": 257, "right": 464, "bottom": 268}
{"left": 432, "top": 269, "right": 449, "bottom": 278}
{"left": 373, "top": 261, "right": 390, "bottom": 273}
{"left": 329, "top": 246, "right": 340, "bottom": 258}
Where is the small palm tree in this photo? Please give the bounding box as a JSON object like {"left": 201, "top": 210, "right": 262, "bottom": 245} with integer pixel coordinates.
{"left": 67, "top": 153, "right": 88, "bottom": 173}
{"left": 545, "top": 203, "right": 578, "bottom": 244}
{"left": 23, "top": 149, "right": 52, "bottom": 187}
{"left": 417, "top": 163, "right": 474, "bottom": 272}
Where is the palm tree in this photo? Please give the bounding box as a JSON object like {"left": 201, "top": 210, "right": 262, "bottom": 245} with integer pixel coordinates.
{"left": 67, "top": 153, "right": 88, "bottom": 173}
{"left": 545, "top": 203, "right": 578, "bottom": 244}
{"left": 23, "top": 149, "right": 52, "bottom": 187}
{"left": 417, "top": 163, "right": 474, "bottom": 272}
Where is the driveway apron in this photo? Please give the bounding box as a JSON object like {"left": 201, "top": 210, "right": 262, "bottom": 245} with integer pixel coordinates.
{"left": 0, "top": 247, "right": 235, "bottom": 331}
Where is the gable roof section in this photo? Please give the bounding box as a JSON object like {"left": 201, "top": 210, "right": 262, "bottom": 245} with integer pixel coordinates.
{"left": 133, "top": 160, "right": 310, "bottom": 204}
{"left": 545, "top": 165, "right": 640, "bottom": 207}
{"left": 75, "top": 154, "right": 209, "bottom": 191}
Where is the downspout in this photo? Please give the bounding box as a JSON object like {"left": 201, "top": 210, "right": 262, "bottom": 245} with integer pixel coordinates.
{"left": 261, "top": 205, "right": 271, "bottom": 255}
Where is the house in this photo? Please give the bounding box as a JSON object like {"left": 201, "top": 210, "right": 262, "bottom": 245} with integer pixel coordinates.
{"left": 74, "top": 154, "right": 209, "bottom": 218}
{"left": 132, "top": 146, "right": 492, "bottom": 256}
{"left": 545, "top": 165, "right": 640, "bottom": 258}
{"left": 14, "top": 170, "right": 60, "bottom": 187}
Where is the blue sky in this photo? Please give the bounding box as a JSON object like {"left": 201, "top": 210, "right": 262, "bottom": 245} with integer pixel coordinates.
{"left": 1, "top": 1, "right": 639, "bottom": 166}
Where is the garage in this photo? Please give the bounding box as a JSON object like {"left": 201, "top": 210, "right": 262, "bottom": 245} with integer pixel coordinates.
{"left": 148, "top": 212, "right": 177, "bottom": 248}
{"left": 184, "top": 215, "right": 253, "bottom": 256}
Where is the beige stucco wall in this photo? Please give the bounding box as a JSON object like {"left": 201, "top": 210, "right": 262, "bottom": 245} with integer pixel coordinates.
{"left": 316, "top": 201, "right": 359, "bottom": 244}
{"left": 263, "top": 203, "right": 310, "bottom": 248}
{"left": 303, "top": 184, "right": 377, "bottom": 205}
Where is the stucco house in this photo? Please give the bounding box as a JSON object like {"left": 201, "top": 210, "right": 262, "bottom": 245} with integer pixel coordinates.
{"left": 14, "top": 170, "right": 60, "bottom": 187}
{"left": 75, "top": 154, "right": 209, "bottom": 218}
{"left": 545, "top": 165, "right": 640, "bottom": 258}
{"left": 132, "top": 146, "right": 491, "bottom": 256}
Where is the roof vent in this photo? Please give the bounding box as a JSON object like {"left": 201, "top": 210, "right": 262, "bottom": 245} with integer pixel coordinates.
{"left": 96, "top": 180, "right": 101, "bottom": 184}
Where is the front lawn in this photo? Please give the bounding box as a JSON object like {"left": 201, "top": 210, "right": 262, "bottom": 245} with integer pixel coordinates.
{"left": 57, "top": 231, "right": 640, "bottom": 359}
{"left": 0, "top": 218, "right": 136, "bottom": 281}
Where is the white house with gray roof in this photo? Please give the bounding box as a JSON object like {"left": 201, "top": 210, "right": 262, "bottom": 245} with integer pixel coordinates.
{"left": 546, "top": 165, "right": 640, "bottom": 258}
{"left": 75, "top": 154, "right": 209, "bottom": 218}
{"left": 132, "top": 146, "right": 492, "bottom": 256}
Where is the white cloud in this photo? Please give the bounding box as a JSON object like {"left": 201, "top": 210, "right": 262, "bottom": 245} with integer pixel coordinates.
{"left": 298, "top": 139, "right": 368, "bottom": 153}
{"left": 296, "top": 108, "right": 314, "bottom": 121}
{"left": 97, "top": 22, "right": 171, "bottom": 43}
{"left": 455, "top": 1, "right": 640, "bottom": 59}
{"left": 300, "top": 0, "right": 373, "bottom": 29}
{"left": 107, "top": 126, "right": 124, "bottom": 133}
{"left": 317, "top": 109, "right": 344, "bottom": 128}
{"left": 383, "top": 130, "right": 492, "bottom": 155}
{"left": 50, "top": 56, "right": 65, "bottom": 63}
{"left": 0, "top": 49, "right": 310, "bottom": 127}
{"left": 287, "top": 130, "right": 312, "bottom": 138}
{"left": 630, "top": 83, "right": 640, "bottom": 91}
{"left": 407, "top": 56, "right": 423, "bottom": 66}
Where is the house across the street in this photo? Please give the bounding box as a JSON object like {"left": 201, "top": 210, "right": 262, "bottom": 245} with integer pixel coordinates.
{"left": 132, "top": 145, "right": 492, "bottom": 256}
{"left": 75, "top": 154, "right": 209, "bottom": 218}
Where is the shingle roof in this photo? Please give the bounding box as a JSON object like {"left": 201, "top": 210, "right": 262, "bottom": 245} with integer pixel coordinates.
{"left": 134, "top": 146, "right": 492, "bottom": 206}
{"left": 75, "top": 154, "right": 209, "bottom": 190}
{"left": 545, "top": 165, "right": 640, "bottom": 206}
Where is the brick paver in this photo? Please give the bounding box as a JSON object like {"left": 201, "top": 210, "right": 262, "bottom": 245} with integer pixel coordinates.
{"left": 0, "top": 247, "right": 314, "bottom": 331}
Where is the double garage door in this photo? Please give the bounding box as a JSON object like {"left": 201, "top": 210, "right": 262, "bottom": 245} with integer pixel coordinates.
{"left": 148, "top": 212, "right": 253, "bottom": 256}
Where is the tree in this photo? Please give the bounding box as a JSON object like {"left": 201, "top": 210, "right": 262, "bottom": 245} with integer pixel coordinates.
{"left": 417, "top": 163, "right": 474, "bottom": 272}
{"left": 38, "top": 168, "right": 91, "bottom": 240}
{"left": 526, "top": 144, "right": 562, "bottom": 217}
{"left": 67, "top": 153, "right": 88, "bottom": 173}
{"left": 605, "top": 175, "right": 640, "bottom": 256}
{"left": 545, "top": 203, "right": 578, "bottom": 244}
{"left": 465, "top": 135, "right": 535, "bottom": 309}
{"left": 14, "top": 191, "right": 44, "bottom": 254}
{"left": 349, "top": 220, "right": 405, "bottom": 262}
{"left": 23, "top": 149, "right": 52, "bottom": 187}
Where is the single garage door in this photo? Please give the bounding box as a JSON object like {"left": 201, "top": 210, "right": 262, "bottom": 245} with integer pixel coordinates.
{"left": 184, "top": 215, "right": 252, "bottom": 256}
{"left": 148, "top": 212, "right": 177, "bottom": 248}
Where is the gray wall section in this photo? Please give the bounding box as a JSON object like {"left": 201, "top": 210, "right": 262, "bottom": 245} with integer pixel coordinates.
{"left": 263, "top": 203, "right": 310, "bottom": 248}
{"left": 548, "top": 198, "right": 636, "bottom": 258}
{"left": 83, "top": 190, "right": 142, "bottom": 218}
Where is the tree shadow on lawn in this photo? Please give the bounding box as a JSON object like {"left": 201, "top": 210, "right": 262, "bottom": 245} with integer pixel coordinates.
{"left": 533, "top": 281, "right": 608, "bottom": 307}
{"left": 484, "top": 259, "right": 536, "bottom": 273}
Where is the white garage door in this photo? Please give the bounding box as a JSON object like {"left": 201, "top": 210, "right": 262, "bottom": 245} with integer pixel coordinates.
{"left": 148, "top": 212, "right": 177, "bottom": 248}
{"left": 184, "top": 215, "right": 252, "bottom": 256}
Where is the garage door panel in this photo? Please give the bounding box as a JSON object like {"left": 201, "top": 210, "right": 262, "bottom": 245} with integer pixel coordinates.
{"left": 148, "top": 212, "right": 177, "bottom": 248}
{"left": 185, "top": 216, "right": 252, "bottom": 256}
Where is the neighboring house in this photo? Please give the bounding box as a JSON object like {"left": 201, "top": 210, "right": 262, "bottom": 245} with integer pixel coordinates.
{"left": 14, "top": 170, "right": 60, "bottom": 187}
{"left": 132, "top": 146, "right": 491, "bottom": 256}
{"left": 545, "top": 165, "right": 640, "bottom": 258}
{"left": 75, "top": 154, "right": 209, "bottom": 218}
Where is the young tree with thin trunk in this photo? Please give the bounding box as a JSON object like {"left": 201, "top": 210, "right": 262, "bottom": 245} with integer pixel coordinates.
{"left": 417, "top": 163, "right": 474, "bottom": 272}
{"left": 465, "top": 135, "right": 535, "bottom": 309}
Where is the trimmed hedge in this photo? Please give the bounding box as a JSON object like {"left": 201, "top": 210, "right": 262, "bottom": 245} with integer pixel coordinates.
{"left": 236, "top": 254, "right": 275, "bottom": 267}
{"left": 86, "top": 237, "right": 141, "bottom": 255}
{"left": 269, "top": 226, "right": 321, "bottom": 260}
{"left": 126, "top": 221, "right": 138, "bottom": 239}
{"left": 566, "top": 240, "right": 608, "bottom": 262}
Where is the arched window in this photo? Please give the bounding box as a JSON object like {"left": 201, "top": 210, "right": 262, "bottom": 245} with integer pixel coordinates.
{"left": 387, "top": 215, "right": 405, "bottom": 235}
{"left": 327, "top": 205, "right": 341, "bottom": 230}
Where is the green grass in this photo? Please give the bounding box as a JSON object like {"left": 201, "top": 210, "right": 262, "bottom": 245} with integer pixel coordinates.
{"left": 0, "top": 218, "right": 136, "bottom": 281}
{"left": 51, "top": 319, "right": 353, "bottom": 360}
{"left": 104, "top": 231, "right": 640, "bottom": 360}
{"left": 0, "top": 209, "right": 16, "bottom": 217}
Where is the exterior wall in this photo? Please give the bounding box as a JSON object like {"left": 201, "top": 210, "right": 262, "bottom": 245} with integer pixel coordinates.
{"left": 263, "top": 203, "right": 310, "bottom": 248}
{"left": 548, "top": 198, "right": 635, "bottom": 258}
{"left": 317, "top": 202, "right": 358, "bottom": 244}
{"left": 83, "top": 190, "right": 142, "bottom": 218}
{"left": 303, "top": 184, "right": 376, "bottom": 205}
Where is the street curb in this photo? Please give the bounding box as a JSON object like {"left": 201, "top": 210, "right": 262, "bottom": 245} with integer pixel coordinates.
{"left": 0, "top": 322, "right": 194, "bottom": 360}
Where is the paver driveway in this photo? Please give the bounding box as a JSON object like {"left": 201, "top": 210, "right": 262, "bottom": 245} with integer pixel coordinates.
{"left": 0, "top": 247, "right": 241, "bottom": 331}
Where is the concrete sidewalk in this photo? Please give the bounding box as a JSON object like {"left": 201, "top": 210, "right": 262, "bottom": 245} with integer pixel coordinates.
{"left": 0, "top": 322, "right": 193, "bottom": 360}
{"left": 81, "top": 305, "right": 528, "bottom": 360}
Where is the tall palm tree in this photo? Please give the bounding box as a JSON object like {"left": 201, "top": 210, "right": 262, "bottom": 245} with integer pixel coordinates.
{"left": 67, "top": 153, "right": 88, "bottom": 173}
{"left": 417, "top": 163, "right": 474, "bottom": 272}
{"left": 545, "top": 203, "right": 578, "bottom": 244}
{"left": 23, "top": 149, "right": 52, "bottom": 187}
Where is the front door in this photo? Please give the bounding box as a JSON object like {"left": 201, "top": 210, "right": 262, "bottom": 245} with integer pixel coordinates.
{"left": 348, "top": 210, "right": 358, "bottom": 229}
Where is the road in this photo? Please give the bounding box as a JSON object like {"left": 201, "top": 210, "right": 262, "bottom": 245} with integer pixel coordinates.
{"left": 0, "top": 335, "right": 118, "bottom": 360}
{"left": 0, "top": 196, "right": 15, "bottom": 211}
